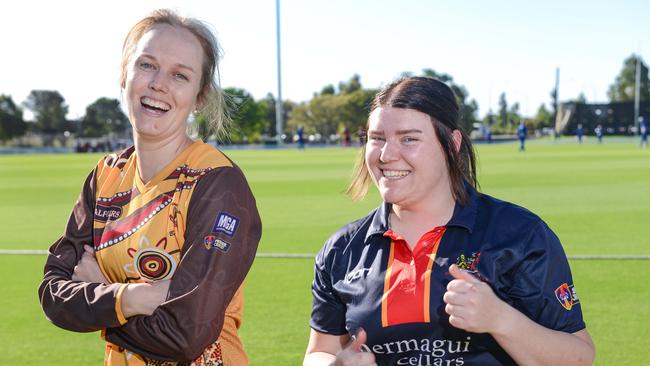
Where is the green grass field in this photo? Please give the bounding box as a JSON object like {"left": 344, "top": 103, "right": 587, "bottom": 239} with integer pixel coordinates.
{"left": 1, "top": 139, "right": 649, "bottom": 365}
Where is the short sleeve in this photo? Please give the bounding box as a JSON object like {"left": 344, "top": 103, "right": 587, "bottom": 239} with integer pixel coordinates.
{"left": 507, "top": 221, "right": 586, "bottom": 334}
{"left": 309, "top": 239, "right": 348, "bottom": 335}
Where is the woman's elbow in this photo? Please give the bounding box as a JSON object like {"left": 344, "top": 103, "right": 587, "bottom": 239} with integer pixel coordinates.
{"left": 165, "top": 325, "right": 223, "bottom": 362}
{"left": 574, "top": 330, "right": 596, "bottom": 365}
{"left": 583, "top": 342, "right": 596, "bottom": 365}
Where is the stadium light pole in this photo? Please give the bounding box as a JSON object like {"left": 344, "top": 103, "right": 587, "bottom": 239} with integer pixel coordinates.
{"left": 275, "top": 0, "right": 284, "bottom": 145}
{"left": 553, "top": 67, "right": 560, "bottom": 133}
{"left": 634, "top": 54, "right": 641, "bottom": 135}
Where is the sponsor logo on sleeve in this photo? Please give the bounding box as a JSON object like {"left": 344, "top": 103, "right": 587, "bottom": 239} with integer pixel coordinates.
{"left": 555, "top": 283, "right": 580, "bottom": 310}
{"left": 211, "top": 212, "right": 239, "bottom": 237}
{"left": 203, "top": 235, "right": 231, "bottom": 253}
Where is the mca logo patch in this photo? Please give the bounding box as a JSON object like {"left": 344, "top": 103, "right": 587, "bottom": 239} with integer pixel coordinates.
{"left": 212, "top": 212, "right": 239, "bottom": 237}
{"left": 555, "top": 283, "right": 580, "bottom": 310}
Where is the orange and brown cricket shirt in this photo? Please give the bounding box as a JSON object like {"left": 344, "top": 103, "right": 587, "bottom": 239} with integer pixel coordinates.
{"left": 310, "top": 185, "right": 585, "bottom": 365}
{"left": 39, "top": 141, "right": 261, "bottom": 366}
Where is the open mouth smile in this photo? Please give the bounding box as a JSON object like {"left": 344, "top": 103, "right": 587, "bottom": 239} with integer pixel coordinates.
{"left": 141, "top": 96, "right": 171, "bottom": 113}
{"left": 381, "top": 169, "right": 410, "bottom": 180}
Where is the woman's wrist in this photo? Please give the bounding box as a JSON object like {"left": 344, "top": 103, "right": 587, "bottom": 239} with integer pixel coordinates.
{"left": 120, "top": 281, "right": 170, "bottom": 318}
{"left": 489, "top": 300, "right": 523, "bottom": 338}
{"left": 121, "top": 283, "right": 142, "bottom": 318}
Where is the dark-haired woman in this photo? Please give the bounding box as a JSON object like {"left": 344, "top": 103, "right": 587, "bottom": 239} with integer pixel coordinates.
{"left": 304, "top": 76, "right": 594, "bottom": 365}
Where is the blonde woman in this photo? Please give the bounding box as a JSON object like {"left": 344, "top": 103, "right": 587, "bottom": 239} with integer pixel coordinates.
{"left": 39, "top": 9, "right": 261, "bottom": 366}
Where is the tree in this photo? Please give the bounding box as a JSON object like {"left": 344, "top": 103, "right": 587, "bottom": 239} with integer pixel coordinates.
{"left": 0, "top": 95, "right": 27, "bottom": 142}
{"left": 498, "top": 92, "right": 508, "bottom": 127}
{"left": 492, "top": 93, "right": 522, "bottom": 133}
{"left": 509, "top": 102, "right": 521, "bottom": 123}
{"left": 80, "top": 98, "right": 129, "bottom": 137}
{"left": 508, "top": 102, "right": 519, "bottom": 121}
{"left": 532, "top": 104, "right": 553, "bottom": 130}
{"left": 287, "top": 75, "right": 376, "bottom": 141}
{"left": 259, "top": 93, "right": 293, "bottom": 137}
{"left": 338, "top": 74, "right": 362, "bottom": 94}
{"left": 421, "top": 69, "right": 478, "bottom": 133}
{"left": 338, "top": 88, "right": 377, "bottom": 134}
{"left": 223, "top": 87, "right": 268, "bottom": 143}
{"left": 608, "top": 54, "right": 650, "bottom": 102}
{"left": 23, "top": 90, "right": 68, "bottom": 135}
{"left": 481, "top": 109, "right": 496, "bottom": 128}
{"left": 320, "top": 84, "right": 336, "bottom": 95}
{"left": 288, "top": 93, "right": 344, "bottom": 139}
{"left": 193, "top": 111, "right": 212, "bottom": 141}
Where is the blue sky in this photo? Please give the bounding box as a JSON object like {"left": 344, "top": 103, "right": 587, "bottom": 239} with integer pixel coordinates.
{"left": 1, "top": 0, "right": 648, "bottom": 119}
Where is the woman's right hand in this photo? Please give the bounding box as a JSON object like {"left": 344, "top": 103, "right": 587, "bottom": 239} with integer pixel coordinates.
{"left": 333, "top": 329, "right": 376, "bottom": 366}
{"left": 121, "top": 280, "right": 170, "bottom": 318}
{"left": 304, "top": 328, "right": 376, "bottom": 366}
{"left": 72, "top": 245, "right": 109, "bottom": 284}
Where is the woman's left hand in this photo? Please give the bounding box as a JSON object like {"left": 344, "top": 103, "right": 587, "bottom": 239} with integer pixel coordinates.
{"left": 72, "top": 245, "right": 109, "bottom": 284}
{"left": 443, "top": 264, "right": 509, "bottom": 334}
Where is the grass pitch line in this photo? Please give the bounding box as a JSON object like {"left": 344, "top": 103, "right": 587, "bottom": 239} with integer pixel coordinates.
{"left": 1, "top": 249, "right": 649, "bottom": 260}
{"left": 0, "top": 249, "right": 316, "bottom": 258}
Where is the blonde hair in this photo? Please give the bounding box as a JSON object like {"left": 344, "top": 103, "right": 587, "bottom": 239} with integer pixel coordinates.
{"left": 120, "top": 9, "right": 229, "bottom": 139}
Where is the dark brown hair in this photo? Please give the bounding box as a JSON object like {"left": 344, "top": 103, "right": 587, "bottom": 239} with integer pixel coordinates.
{"left": 347, "top": 76, "right": 478, "bottom": 205}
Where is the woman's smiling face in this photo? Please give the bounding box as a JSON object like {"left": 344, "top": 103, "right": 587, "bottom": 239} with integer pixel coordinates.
{"left": 365, "top": 106, "right": 453, "bottom": 209}
{"left": 123, "top": 24, "right": 204, "bottom": 140}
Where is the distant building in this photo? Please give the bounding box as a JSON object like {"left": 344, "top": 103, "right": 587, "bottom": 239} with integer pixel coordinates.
{"left": 555, "top": 100, "right": 650, "bottom": 135}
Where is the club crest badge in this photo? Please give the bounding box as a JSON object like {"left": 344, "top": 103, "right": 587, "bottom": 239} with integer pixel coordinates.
{"left": 456, "top": 251, "right": 481, "bottom": 271}
{"left": 555, "top": 283, "right": 580, "bottom": 310}
{"left": 454, "top": 251, "right": 489, "bottom": 282}
{"left": 212, "top": 212, "right": 239, "bottom": 237}
{"left": 204, "top": 235, "right": 216, "bottom": 250}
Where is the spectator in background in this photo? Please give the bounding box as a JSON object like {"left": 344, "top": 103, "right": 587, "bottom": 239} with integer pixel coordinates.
{"left": 576, "top": 124, "right": 584, "bottom": 144}
{"left": 595, "top": 124, "right": 604, "bottom": 144}
{"left": 343, "top": 126, "right": 352, "bottom": 146}
{"left": 485, "top": 123, "right": 493, "bottom": 144}
{"left": 357, "top": 125, "right": 366, "bottom": 146}
{"left": 517, "top": 120, "right": 527, "bottom": 151}
{"left": 297, "top": 125, "right": 306, "bottom": 150}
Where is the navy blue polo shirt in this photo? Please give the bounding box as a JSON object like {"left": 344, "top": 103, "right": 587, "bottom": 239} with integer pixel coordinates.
{"left": 310, "top": 186, "right": 585, "bottom": 365}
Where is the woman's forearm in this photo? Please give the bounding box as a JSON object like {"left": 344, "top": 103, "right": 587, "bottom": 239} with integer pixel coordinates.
{"left": 303, "top": 352, "right": 337, "bottom": 366}
{"left": 492, "top": 303, "right": 595, "bottom": 366}
{"left": 120, "top": 281, "right": 170, "bottom": 318}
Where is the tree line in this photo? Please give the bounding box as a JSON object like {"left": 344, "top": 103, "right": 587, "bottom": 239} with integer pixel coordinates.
{"left": 1, "top": 54, "right": 648, "bottom": 146}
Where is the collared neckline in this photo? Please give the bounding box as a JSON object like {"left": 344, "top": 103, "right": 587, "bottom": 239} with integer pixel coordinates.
{"left": 364, "top": 183, "right": 479, "bottom": 243}
{"left": 446, "top": 183, "right": 479, "bottom": 233}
